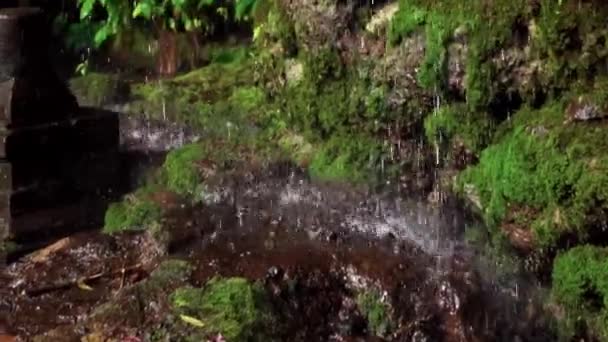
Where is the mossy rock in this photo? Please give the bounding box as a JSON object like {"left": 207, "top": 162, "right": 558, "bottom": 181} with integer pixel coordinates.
{"left": 103, "top": 197, "right": 162, "bottom": 234}
{"left": 552, "top": 245, "right": 608, "bottom": 340}
{"left": 308, "top": 134, "right": 389, "bottom": 183}
{"left": 161, "top": 143, "right": 209, "bottom": 196}
{"left": 169, "top": 277, "right": 277, "bottom": 341}
{"left": 423, "top": 103, "right": 495, "bottom": 159}
{"left": 70, "top": 72, "right": 130, "bottom": 107}
{"left": 457, "top": 96, "right": 608, "bottom": 248}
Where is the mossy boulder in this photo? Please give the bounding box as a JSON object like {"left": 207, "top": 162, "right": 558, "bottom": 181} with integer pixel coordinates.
{"left": 457, "top": 95, "right": 608, "bottom": 249}
{"left": 160, "top": 143, "right": 208, "bottom": 197}
{"left": 103, "top": 196, "right": 162, "bottom": 234}
{"left": 169, "top": 277, "right": 277, "bottom": 341}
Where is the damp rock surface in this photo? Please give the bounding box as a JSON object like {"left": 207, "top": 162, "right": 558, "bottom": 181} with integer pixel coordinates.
{"left": 0, "top": 163, "right": 554, "bottom": 341}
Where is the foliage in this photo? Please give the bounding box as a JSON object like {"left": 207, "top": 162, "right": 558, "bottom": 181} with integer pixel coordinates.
{"left": 53, "top": 13, "right": 100, "bottom": 51}
{"left": 552, "top": 245, "right": 608, "bottom": 340}
{"left": 77, "top": 0, "right": 230, "bottom": 47}
{"left": 356, "top": 290, "right": 394, "bottom": 337}
{"left": 170, "top": 277, "right": 275, "bottom": 341}
{"left": 457, "top": 98, "right": 608, "bottom": 247}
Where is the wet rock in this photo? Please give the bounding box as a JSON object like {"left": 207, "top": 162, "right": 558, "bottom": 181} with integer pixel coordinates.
{"left": 448, "top": 40, "right": 467, "bottom": 96}
{"left": 437, "top": 279, "right": 462, "bottom": 315}
{"left": 566, "top": 95, "right": 608, "bottom": 122}
{"left": 284, "top": 59, "right": 304, "bottom": 86}
{"left": 267, "top": 265, "right": 283, "bottom": 279}
{"left": 281, "top": 0, "right": 354, "bottom": 52}
{"left": 119, "top": 115, "right": 201, "bottom": 152}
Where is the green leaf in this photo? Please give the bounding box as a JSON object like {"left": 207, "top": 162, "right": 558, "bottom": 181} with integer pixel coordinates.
{"left": 79, "top": 0, "right": 97, "bottom": 19}
{"left": 93, "top": 24, "right": 111, "bottom": 47}
{"left": 133, "top": 2, "right": 153, "bottom": 18}
{"left": 235, "top": 0, "right": 257, "bottom": 20}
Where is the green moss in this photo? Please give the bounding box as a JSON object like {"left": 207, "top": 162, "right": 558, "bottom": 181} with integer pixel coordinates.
{"left": 356, "top": 290, "right": 394, "bottom": 337}
{"left": 457, "top": 98, "right": 608, "bottom": 247}
{"left": 552, "top": 245, "right": 608, "bottom": 340}
{"left": 424, "top": 103, "right": 494, "bottom": 156}
{"left": 309, "top": 134, "right": 388, "bottom": 183}
{"left": 130, "top": 56, "right": 261, "bottom": 135}
{"left": 533, "top": 1, "right": 608, "bottom": 92}
{"left": 170, "top": 277, "right": 275, "bottom": 341}
{"left": 209, "top": 46, "right": 251, "bottom": 64}
{"left": 387, "top": 5, "right": 426, "bottom": 45}
{"left": 161, "top": 143, "right": 208, "bottom": 196}
{"left": 229, "top": 86, "right": 266, "bottom": 114}
{"left": 103, "top": 193, "right": 163, "bottom": 234}
{"left": 69, "top": 72, "right": 129, "bottom": 107}
{"left": 388, "top": 0, "right": 527, "bottom": 106}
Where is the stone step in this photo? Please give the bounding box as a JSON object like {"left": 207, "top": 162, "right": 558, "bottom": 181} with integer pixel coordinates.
{"left": 0, "top": 149, "right": 121, "bottom": 195}
{"left": 1, "top": 197, "right": 110, "bottom": 241}
{"left": 0, "top": 156, "right": 119, "bottom": 215}
{"left": 0, "top": 107, "right": 119, "bottom": 159}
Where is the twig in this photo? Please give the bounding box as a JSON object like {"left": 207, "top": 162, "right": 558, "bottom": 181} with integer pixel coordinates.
{"left": 120, "top": 261, "right": 126, "bottom": 290}
{"left": 25, "top": 263, "right": 142, "bottom": 297}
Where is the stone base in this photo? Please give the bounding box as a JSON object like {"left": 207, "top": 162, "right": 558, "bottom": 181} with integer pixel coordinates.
{"left": 0, "top": 109, "right": 121, "bottom": 241}
{"left": 0, "top": 108, "right": 118, "bottom": 159}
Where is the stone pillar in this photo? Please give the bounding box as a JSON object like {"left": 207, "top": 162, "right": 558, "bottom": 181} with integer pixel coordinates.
{"left": 0, "top": 7, "right": 120, "bottom": 248}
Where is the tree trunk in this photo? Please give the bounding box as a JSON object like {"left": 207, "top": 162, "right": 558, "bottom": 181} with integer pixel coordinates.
{"left": 157, "top": 29, "right": 177, "bottom": 76}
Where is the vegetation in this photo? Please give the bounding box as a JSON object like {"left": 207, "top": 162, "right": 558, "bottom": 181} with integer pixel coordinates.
{"left": 552, "top": 245, "right": 608, "bottom": 340}
{"left": 74, "top": 0, "right": 262, "bottom": 74}
{"left": 170, "top": 277, "right": 275, "bottom": 341}
{"left": 457, "top": 95, "right": 608, "bottom": 248}
{"left": 356, "top": 290, "right": 394, "bottom": 337}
